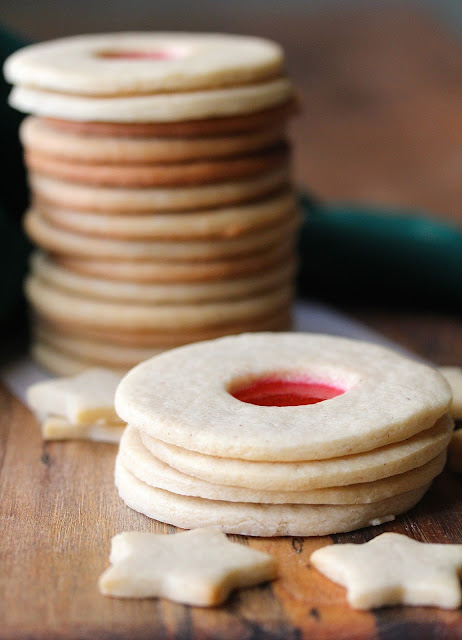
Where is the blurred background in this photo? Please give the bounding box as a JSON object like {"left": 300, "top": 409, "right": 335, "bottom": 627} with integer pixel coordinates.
{"left": 2, "top": 0, "right": 462, "bottom": 41}
{"left": 1, "top": 0, "right": 462, "bottom": 313}
{"left": 2, "top": 0, "right": 461, "bottom": 217}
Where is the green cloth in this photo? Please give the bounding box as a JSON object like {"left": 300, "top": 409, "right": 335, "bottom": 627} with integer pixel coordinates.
{"left": 0, "top": 27, "right": 31, "bottom": 331}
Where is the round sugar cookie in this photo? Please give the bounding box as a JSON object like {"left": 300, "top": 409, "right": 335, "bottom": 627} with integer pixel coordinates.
{"left": 24, "top": 144, "right": 288, "bottom": 187}
{"left": 4, "top": 33, "right": 284, "bottom": 95}
{"left": 34, "top": 328, "right": 164, "bottom": 369}
{"left": 54, "top": 240, "right": 294, "bottom": 283}
{"left": 42, "top": 98, "right": 297, "bottom": 137}
{"left": 9, "top": 78, "right": 293, "bottom": 122}
{"left": 35, "top": 190, "right": 296, "bottom": 240}
{"left": 32, "top": 341, "right": 126, "bottom": 375}
{"left": 24, "top": 209, "right": 299, "bottom": 260}
{"left": 29, "top": 167, "right": 289, "bottom": 211}
{"left": 115, "top": 333, "right": 452, "bottom": 461}
{"left": 25, "top": 277, "right": 293, "bottom": 331}
{"left": 34, "top": 309, "right": 292, "bottom": 348}
{"left": 140, "top": 415, "right": 452, "bottom": 490}
{"left": 31, "top": 252, "right": 296, "bottom": 303}
{"left": 114, "top": 458, "right": 429, "bottom": 537}
{"left": 120, "top": 425, "right": 446, "bottom": 505}
{"left": 21, "top": 117, "right": 285, "bottom": 163}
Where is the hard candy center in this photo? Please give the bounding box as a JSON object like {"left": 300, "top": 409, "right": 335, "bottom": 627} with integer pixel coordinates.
{"left": 98, "top": 48, "right": 187, "bottom": 61}
{"left": 231, "top": 376, "right": 344, "bottom": 407}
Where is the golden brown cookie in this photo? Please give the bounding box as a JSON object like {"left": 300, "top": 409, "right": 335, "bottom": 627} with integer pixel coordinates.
{"left": 31, "top": 252, "right": 296, "bottom": 303}
{"left": 21, "top": 116, "right": 285, "bottom": 163}
{"left": 41, "top": 99, "right": 297, "bottom": 137}
{"left": 28, "top": 167, "right": 290, "bottom": 211}
{"left": 24, "top": 208, "right": 299, "bottom": 260}
{"left": 34, "top": 190, "right": 296, "bottom": 240}
{"left": 53, "top": 240, "right": 294, "bottom": 282}
{"left": 33, "top": 308, "right": 292, "bottom": 348}
{"left": 25, "top": 144, "right": 288, "bottom": 187}
{"left": 26, "top": 275, "right": 293, "bottom": 331}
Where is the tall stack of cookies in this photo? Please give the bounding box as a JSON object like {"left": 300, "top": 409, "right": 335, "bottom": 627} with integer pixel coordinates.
{"left": 4, "top": 33, "right": 299, "bottom": 374}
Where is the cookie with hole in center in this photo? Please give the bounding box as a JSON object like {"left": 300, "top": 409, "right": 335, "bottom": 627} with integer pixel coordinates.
{"left": 115, "top": 332, "right": 452, "bottom": 462}
{"left": 4, "top": 32, "right": 286, "bottom": 95}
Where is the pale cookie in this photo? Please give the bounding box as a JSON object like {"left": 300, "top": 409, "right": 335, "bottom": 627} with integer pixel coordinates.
{"left": 140, "top": 416, "right": 452, "bottom": 491}
{"left": 34, "top": 309, "right": 292, "bottom": 348}
{"left": 115, "top": 333, "right": 452, "bottom": 461}
{"left": 25, "top": 144, "right": 288, "bottom": 187}
{"left": 310, "top": 532, "right": 462, "bottom": 610}
{"left": 31, "top": 252, "right": 295, "bottom": 303}
{"left": 21, "top": 116, "right": 284, "bottom": 163}
{"left": 29, "top": 167, "right": 289, "bottom": 211}
{"left": 26, "top": 367, "right": 123, "bottom": 424}
{"left": 114, "top": 458, "right": 429, "bottom": 537}
{"left": 54, "top": 240, "right": 294, "bottom": 283}
{"left": 34, "top": 328, "right": 164, "bottom": 370}
{"left": 98, "top": 527, "right": 277, "bottom": 605}
{"left": 32, "top": 342, "right": 126, "bottom": 375}
{"left": 447, "top": 429, "right": 462, "bottom": 473}
{"left": 120, "top": 425, "right": 446, "bottom": 505}
{"left": 34, "top": 190, "right": 296, "bottom": 240}
{"left": 41, "top": 99, "right": 297, "bottom": 137}
{"left": 9, "top": 78, "right": 293, "bottom": 122}
{"left": 439, "top": 367, "right": 462, "bottom": 419}
{"left": 24, "top": 208, "right": 299, "bottom": 260}
{"left": 42, "top": 416, "right": 125, "bottom": 443}
{"left": 5, "top": 33, "right": 284, "bottom": 94}
{"left": 25, "top": 278, "right": 293, "bottom": 331}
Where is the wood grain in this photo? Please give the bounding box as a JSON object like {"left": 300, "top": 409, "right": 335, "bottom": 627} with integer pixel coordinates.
{"left": 1, "top": 7, "right": 462, "bottom": 640}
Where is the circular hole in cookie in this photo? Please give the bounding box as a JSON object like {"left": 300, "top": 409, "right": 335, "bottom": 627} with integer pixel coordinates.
{"left": 230, "top": 375, "right": 345, "bottom": 407}
{"left": 98, "top": 47, "right": 189, "bottom": 61}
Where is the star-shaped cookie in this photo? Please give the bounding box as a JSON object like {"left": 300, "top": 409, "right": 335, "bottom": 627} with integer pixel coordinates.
{"left": 99, "top": 528, "right": 277, "bottom": 606}
{"left": 27, "top": 368, "right": 124, "bottom": 425}
{"left": 41, "top": 416, "right": 124, "bottom": 443}
{"left": 310, "top": 532, "right": 462, "bottom": 609}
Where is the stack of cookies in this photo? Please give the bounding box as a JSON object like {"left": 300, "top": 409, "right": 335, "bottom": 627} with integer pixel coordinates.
{"left": 4, "top": 33, "right": 299, "bottom": 374}
{"left": 113, "top": 333, "right": 453, "bottom": 536}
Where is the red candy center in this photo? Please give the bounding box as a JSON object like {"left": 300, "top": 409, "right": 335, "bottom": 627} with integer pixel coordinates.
{"left": 231, "top": 376, "right": 344, "bottom": 407}
{"left": 99, "top": 49, "right": 184, "bottom": 61}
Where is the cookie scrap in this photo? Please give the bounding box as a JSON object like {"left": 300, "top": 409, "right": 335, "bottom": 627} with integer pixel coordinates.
{"left": 439, "top": 366, "right": 462, "bottom": 420}
{"left": 27, "top": 368, "right": 125, "bottom": 441}
{"left": 310, "top": 532, "right": 462, "bottom": 610}
{"left": 42, "top": 416, "right": 125, "bottom": 443}
{"left": 26, "top": 367, "right": 123, "bottom": 424}
{"left": 98, "top": 528, "right": 277, "bottom": 606}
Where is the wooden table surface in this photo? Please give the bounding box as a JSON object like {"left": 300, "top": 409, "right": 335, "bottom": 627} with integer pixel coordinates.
{"left": 1, "top": 8, "right": 462, "bottom": 640}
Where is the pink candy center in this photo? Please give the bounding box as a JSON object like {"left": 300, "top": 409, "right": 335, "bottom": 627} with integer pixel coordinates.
{"left": 99, "top": 49, "right": 185, "bottom": 61}
{"left": 231, "top": 376, "right": 344, "bottom": 407}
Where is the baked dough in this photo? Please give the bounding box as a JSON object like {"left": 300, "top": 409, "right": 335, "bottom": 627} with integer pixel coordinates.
{"left": 115, "top": 333, "right": 452, "bottom": 461}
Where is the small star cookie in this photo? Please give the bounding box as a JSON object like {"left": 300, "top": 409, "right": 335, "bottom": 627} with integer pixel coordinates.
{"left": 310, "top": 532, "right": 462, "bottom": 610}
{"left": 98, "top": 528, "right": 277, "bottom": 606}
{"left": 27, "top": 368, "right": 125, "bottom": 441}
{"left": 41, "top": 416, "right": 125, "bottom": 443}
{"left": 27, "top": 367, "right": 124, "bottom": 425}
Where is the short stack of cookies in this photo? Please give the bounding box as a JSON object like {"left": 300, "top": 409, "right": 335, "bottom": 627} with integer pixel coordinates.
{"left": 113, "top": 333, "right": 454, "bottom": 537}
{"left": 4, "top": 33, "right": 299, "bottom": 374}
